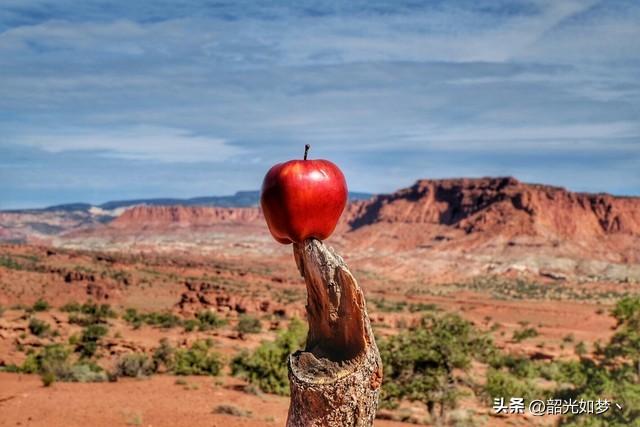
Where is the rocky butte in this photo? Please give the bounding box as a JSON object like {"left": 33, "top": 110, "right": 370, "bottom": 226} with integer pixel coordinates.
{"left": 110, "top": 206, "right": 264, "bottom": 230}
{"left": 341, "top": 177, "right": 640, "bottom": 259}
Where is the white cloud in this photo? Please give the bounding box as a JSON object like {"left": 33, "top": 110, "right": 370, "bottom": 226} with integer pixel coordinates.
{"left": 17, "top": 126, "right": 242, "bottom": 163}
{"left": 0, "top": 1, "right": 610, "bottom": 69}
{"left": 407, "top": 122, "right": 640, "bottom": 144}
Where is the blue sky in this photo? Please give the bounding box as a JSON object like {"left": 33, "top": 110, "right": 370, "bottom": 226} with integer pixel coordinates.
{"left": 1, "top": 0, "right": 639, "bottom": 209}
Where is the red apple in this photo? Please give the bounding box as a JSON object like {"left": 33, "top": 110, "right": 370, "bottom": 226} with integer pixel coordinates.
{"left": 260, "top": 145, "right": 348, "bottom": 244}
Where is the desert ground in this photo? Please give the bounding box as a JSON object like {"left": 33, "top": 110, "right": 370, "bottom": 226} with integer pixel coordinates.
{"left": 0, "top": 243, "right": 633, "bottom": 426}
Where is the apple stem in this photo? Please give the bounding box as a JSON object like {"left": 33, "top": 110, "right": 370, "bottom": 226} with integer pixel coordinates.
{"left": 304, "top": 144, "right": 310, "bottom": 160}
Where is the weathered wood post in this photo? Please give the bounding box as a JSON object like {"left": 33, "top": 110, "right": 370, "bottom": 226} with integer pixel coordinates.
{"left": 287, "top": 238, "right": 382, "bottom": 427}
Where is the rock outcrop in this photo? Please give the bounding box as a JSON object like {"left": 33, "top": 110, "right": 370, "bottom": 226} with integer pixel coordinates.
{"left": 176, "top": 280, "right": 292, "bottom": 318}
{"left": 345, "top": 177, "right": 640, "bottom": 237}
{"left": 339, "top": 177, "right": 640, "bottom": 266}
{"left": 110, "top": 206, "right": 263, "bottom": 230}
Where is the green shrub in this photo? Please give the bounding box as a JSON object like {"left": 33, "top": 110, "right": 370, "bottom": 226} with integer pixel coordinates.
{"left": 196, "top": 311, "right": 227, "bottom": 331}
{"left": 68, "top": 302, "right": 115, "bottom": 326}
{"left": 66, "top": 363, "right": 108, "bottom": 382}
{"left": 485, "top": 369, "right": 539, "bottom": 402}
{"left": 231, "top": 318, "right": 306, "bottom": 395}
{"left": 173, "top": 340, "right": 222, "bottom": 376}
{"left": 557, "top": 359, "right": 640, "bottom": 426}
{"left": 611, "top": 295, "right": 640, "bottom": 324}
{"left": 76, "top": 324, "right": 108, "bottom": 358}
{"left": 237, "top": 315, "right": 262, "bottom": 335}
{"left": 557, "top": 297, "right": 640, "bottom": 425}
{"left": 212, "top": 404, "right": 252, "bottom": 417}
{"left": 18, "top": 344, "right": 107, "bottom": 383}
{"left": 20, "top": 352, "right": 41, "bottom": 374}
{"left": 28, "top": 318, "right": 51, "bottom": 337}
{"left": 123, "top": 308, "right": 143, "bottom": 328}
{"left": 603, "top": 296, "right": 640, "bottom": 380}
{"left": 0, "top": 255, "right": 24, "bottom": 270}
{"left": 32, "top": 298, "right": 50, "bottom": 312}
{"left": 488, "top": 353, "right": 539, "bottom": 379}
{"left": 380, "top": 313, "right": 495, "bottom": 421}
{"left": 123, "top": 309, "right": 182, "bottom": 329}
{"left": 144, "top": 311, "right": 182, "bottom": 329}
{"left": 547, "top": 360, "right": 587, "bottom": 386}
{"left": 512, "top": 327, "right": 539, "bottom": 342}
{"left": 369, "top": 298, "right": 407, "bottom": 313}
{"left": 115, "top": 353, "right": 156, "bottom": 377}
{"left": 408, "top": 302, "right": 440, "bottom": 313}
{"left": 574, "top": 341, "right": 588, "bottom": 356}
{"left": 60, "top": 301, "right": 82, "bottom": 312}
{"left": 83, "top": 302, "right": 116, "bottom": 318}
{"left": 0, "top": 364, "right": 21, "bottom": 373}
{"left": 41, "top": 371, "right": 56, "bottom": 387}
{"left": 183, "top": 319, "right": 198, "bottom": 332}
{"left": 152, "top": 338, "right": 175, "bottom": 371}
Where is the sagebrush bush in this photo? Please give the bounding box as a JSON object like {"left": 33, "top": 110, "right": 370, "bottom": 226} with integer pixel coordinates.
{"left": 60, "top": 301, "right": 82, "bottom": 312}
{"left": 369, "top": 298, "right": 407, "bottom": 313}
{"left": 488, "top": 353, "right": 539, "bottom": 379}
{"left": 485, "top": 368, "right": 539, "bottom": 402}
{"left": 231, "top": 318, "right": 306, "bottom": 395}
{"left": 212, "top": 404, "right": 252, "bottom": 417}
{"left": 41, "top": 371, "right": 56, "bottom": 387}
{"left": 115, "top": 353, "right": 155, "bottom": 377}
{"left": 65, "top": 363, "right": 108, "bottom": 382}
{"left": 145, "top": 311, "right": 182, "bottom": 328}
{"left": 28, "top": 317, "right": 51, "bottom": 337}
{"left": 123, "top": 308, "right": 182, "bottom": 329}
{"left": 76, "top": 324, "right": 108, "bottom": 358}
{"left": 122, "top": 308, "right": 143, "bottom": 328}
{"left": 237, "top": 315, "right": 262, "bottom": 335}
{"left": 183, "top": 319, "right": 198, "bottom": 332}
{"left": 68, "top": 302, "right": 115, "bottom": 326}
{"left": 173, "top": 340, "right": 222, "bottom": 376}
{"left": 32, "top": 298, "right": 50, "bottom": 312}
{"left": 512, "top": 326, "right": 539, "bottom": 342}
{"left": 18, "top": 344, "right": 107, "bottom": 384}
{"left": 152, "top": 338, "right": 175, "bottom": 372}
{"left": 196, "top": 310, "right": 227, "bottom": 331}
{"left": 574, "top": 341, "right": 587, "bottom": 356}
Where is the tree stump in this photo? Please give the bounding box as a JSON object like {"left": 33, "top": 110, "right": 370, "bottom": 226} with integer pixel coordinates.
{"left": 287, "top": 239, "right": 382, "bottom": 427}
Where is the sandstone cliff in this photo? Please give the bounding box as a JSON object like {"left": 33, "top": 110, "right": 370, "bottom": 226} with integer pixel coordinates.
{"left": 110, "top": 205, "right": 264, "bottom": 230}
{"left": 345, "top": 177, "right": 640, "bottom": 237}
{"left": 339, "top": 177, "right": 640, "bottom": 266}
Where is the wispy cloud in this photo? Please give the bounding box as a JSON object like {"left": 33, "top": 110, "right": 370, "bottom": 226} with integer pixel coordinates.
{"left": 16, "top": 126, "right": 241, "bottom": 162}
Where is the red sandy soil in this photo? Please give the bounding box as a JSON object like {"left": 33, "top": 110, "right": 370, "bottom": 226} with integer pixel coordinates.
{"left": 0, "top": 373, "right": 414, "bottom": 427}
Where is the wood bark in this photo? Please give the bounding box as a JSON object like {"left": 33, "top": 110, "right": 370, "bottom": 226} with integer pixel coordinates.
{"left": 287, "top": 238, "right": 382, "bottom": 427}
